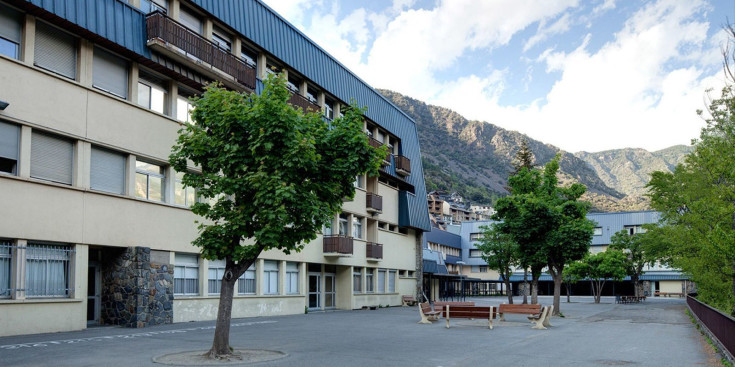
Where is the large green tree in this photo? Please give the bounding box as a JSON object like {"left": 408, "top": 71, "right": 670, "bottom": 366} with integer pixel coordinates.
{"left": 494, "top": 154, "right": 594, "bottom": 315}
{"left": 609, "top": 229, "right": 657, "bottom": 297}
{"left": 567, "top": 251, "right": 628, "bottom": 303}
{"left": 169, "top": 75, "right": 385, "bottom": 358}
{"left": 477, "top": 223, "right": 519, "bottom": 304}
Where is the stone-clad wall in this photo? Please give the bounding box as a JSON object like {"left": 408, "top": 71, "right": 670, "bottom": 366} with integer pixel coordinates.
{"left": 100, "top": 247, "right": 173, "bottom": 328}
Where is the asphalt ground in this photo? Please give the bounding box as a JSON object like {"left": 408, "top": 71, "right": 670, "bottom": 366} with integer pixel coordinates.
{"left": 0, "top": 296, "right": 711, "bottom": 366}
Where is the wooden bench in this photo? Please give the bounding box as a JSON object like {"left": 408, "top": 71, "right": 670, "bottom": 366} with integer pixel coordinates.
{"left": 418, "top": 302, "right": 441, "bottom": 324}
{"left": 441, "top": 305, "right": 496, "bottom": 329}
{"left": 498, "top": 303, "right": 552, "bottom": 330}
{"left": 402, "top": 295, "right": 417, "bottom": 307}
{"left": 655, "top": 291, "right": 683, "bottom": 298}
{"left": 434, "top": 301, "right": 475, "bottom": 309}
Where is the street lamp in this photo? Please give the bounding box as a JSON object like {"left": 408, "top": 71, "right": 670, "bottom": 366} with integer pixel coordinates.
{"left": 456, "top": 261, "right": 466, "bottom": 301}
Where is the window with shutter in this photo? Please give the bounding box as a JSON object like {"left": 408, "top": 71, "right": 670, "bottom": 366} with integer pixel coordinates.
{"left": 90, "top": 147, "right": 126, "bottom": 195}
{"left": 0, "top": 121, "right": 20, "bottom": 175}
{"left": 0, "top": 3, "right": 23, "bottom": 59}
{"left": 179, "top": 7, "right": 202, "bottom": 34}
{"left": 93, "top": 47, "right": 128, "bottom": 99}
{"left": 30, "top": 131, "right": 73, "bottom": 185}
{"left": 34, "top": 22, "right": 77, "bottom": 80}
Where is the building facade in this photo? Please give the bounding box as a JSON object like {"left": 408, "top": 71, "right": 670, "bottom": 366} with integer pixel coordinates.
{"left": 0, "top": 0, "right": 430, "bottom": 337}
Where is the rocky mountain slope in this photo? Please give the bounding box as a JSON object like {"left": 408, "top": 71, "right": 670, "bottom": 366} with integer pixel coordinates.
{"left": 378, "top": 89, "right": 690, "bottom": 212}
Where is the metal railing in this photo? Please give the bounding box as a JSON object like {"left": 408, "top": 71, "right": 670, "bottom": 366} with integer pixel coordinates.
{"left": 323, "top": 235, "right": 353, "bottom": 254}
{"left": 145, "top": 11, "right": 256, "bottom": 90}
{"left": 395, "top": 155, "right": 411, "bottom": 174}
{"left": 366, "top": 192, "right": 383, "bottom": 212}
{"left": 0, "top": 242, "right": 74, "bottom": 298}
{"left": 687, "top": 296, "right": 735, "bottom": 361}
{"left": 366, "top": 242, "right": 383, "bottom": 259}
{"left": 288, "top": 92, "right": 321, "bottom": 113}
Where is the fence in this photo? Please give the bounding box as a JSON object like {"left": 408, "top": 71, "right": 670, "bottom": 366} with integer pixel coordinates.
{"left": 687, "top": 296, "right": 735, "bottom": 363}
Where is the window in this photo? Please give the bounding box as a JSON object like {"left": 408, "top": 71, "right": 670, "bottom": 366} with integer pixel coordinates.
{"left": 0, "top": 3, "right": 23, "bottom": 60}
{"left": 594, "top": 227, "right": 603, "bottom": 236}
{"left": 135, "top": 161, "right": 164, "bottom": 201}
{"left": 324, "top": 98, "right": 334, "bottom": 120}
{"left": 377, "top": 269, "right": 386, "bottom": 293}
{"left": 306, "top": 86, "right": 317, "bottom": 104}
{"left": 237, "top": 263, "right": 256, "bottom": 294}
{"left": 25, "top": 243, "right": 73, "bottom": 297}
{"left": 211, "top": 27, "right": 231, "bottom": 52}
{"left": 323, "top": 222, "right": 333, "bottom": 236}
{"left": 174, "top": 172, "right": 196, "bottom": 207}
{"left": 388, "top": 270, "right": 396, "bottom": 293}
{"left": 339, "top": 214, "right": 349, "bottom": 236}
{"left": 0, "top": 240, "right": 12, "bottom": 297}
{"left": 93, "top": 47, "right": 128, "bottom": 98}
{"left": 177, "top": 87, "right": 196, "bottom": 123}
{"left": 140, "top": 0, "right": 167, "bottom": 13}
{"left": 90, "top": 146, "right": 126, "bottom": 195}
{"left": 286, "top": 75, "right": 300, "bottom": 93}
{"left": 469, "top": 233, "right": 484, "bottom": 241}
{"left": 353, "top": 268, "right": 361, "bottom": 293}
{"left": 469, "top": 249, "right": 482, "bottom": 258}
{"left": 35, "top": 22, "right": 77, "bottom": 80}
{"left": 365, "top": 269, "right": 374, "bottom": 293}
{"left": 207, "top": 259, "right": 225, "bottom": 295}
{"left": 263, "top": 260, "right": 279, "bottom": 294}
{"left": 265, "top": 60, "right": 279, "bottom": 77}
{"left": 138, "top": 71, "right": 168, "bottom": 115}
{"left": 286, "top": 262, "right": 299, "bottom": 294}
{"left": 352, "top": 216, "right": 363, "bottom": 239}
{"left": 179, "top": 7, "right": 202, "bottom": 34}
{"left": 625, "top": 225, "right": 646, "bottom": 235}
{"left": 31, "top": 131, "right": 74, "bottom": 185}
{"left": 354, "top": 175, "right": 363, "bottom": 189}
{"left": 479, "top": 266, "right": 488, "bottom": 273}
{"left": 0, "top": 121, "right": 20, "bottom": 175}
{"left": 174, "top": 253, "right": 198, "bottom": 295}
{"left": 241, "top": 46, "right": 257, "bottom": 68}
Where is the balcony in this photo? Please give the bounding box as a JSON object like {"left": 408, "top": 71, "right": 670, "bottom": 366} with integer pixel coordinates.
{"left": 366, "top": 192, "right": 383, "bottom": 213}
{"left": 323, "top": 235, "right": 353, "bottom": 256}
{"left": 145, "top": 12, "right": 256, "bottom": 91}
{"left": 288, "top": 92, "right": 321, "bottom": 114}
{"left": 367, "top": 137, "right": 391, "bottom": 165}
{"left": 366, "top": 242, "right": 383, "bottom": 260}
{"left": 395, "top": 155, "right": 411, "bottom": 176}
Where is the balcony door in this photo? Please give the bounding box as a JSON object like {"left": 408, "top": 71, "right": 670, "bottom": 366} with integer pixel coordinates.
{"left": 324, "top": 273, "right": 336, "bottom": 309}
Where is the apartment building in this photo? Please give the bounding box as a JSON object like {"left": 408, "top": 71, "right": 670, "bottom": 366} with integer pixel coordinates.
{"left": 0, "top": 0, "right": 430, "bottom": 337}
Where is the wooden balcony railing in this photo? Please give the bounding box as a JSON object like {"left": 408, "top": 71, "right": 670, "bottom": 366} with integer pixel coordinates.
{"left": 395, "top": 155, "right": 411, "bottom": 176}
{"left": 366, "top": 192, "right": 383, "bottom": 213}
{"left": 366, "top": 242, "right": 383, "bottom": 259}
{"left": 368, "top": 137, "right": 383, "bottom": 149}
{"left": 145, "top": 11, "right": 256, "bottom": 90}
{"left": 323, "top": 235, "right": 353, "bottom": 255}
{"left": 288, "top": 92, "right": 321, "bottom": 113}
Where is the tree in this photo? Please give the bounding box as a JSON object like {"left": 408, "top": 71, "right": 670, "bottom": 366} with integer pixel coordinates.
{"left": 573, "top": 251, "right": 628, "bottom": 303}
{"left": 477, "top": 223, "right": 519, "bottom": 304}
{"left": 169, "top": 75, "right": 385, "bottom": 359}
{"left": 510, "top": 139, "right": 535, "bottom": 304}
{"left": 563, "top": 260, "right": 586, "bottom": 303}
{"left": 609, "top": 229, "right": 656, "bottom": 297}
{"left": 494, "top": 154, "right": 594, "bottom": 315}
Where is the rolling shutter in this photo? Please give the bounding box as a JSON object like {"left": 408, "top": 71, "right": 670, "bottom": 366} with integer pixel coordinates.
{"left": 0, "top": 121, "right": 19, "bottom": 161}
{"left": 179, "top": 8, "right": 202, "bottom": 34}
{"left": 90, "top": 147, "right": 126, "bottom": 194}
{"left": 30, "top": 131, "right": 73, "bottom": 185}
{"left": 34, "top": 22, "right": 77, "bottom": 80}
{"left": 0, "top": 3, "right": 22, "bottom": 44}
{"left": 93, "top": 47, "right": 128, "bottom": 98}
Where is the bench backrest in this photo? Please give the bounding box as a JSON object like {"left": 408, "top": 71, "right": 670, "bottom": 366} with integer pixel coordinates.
{"left": 434, "top": 301, "right": 474, "bottom": 308}
{"left": 498, "top": 304, "right": 541, "bottom": 313}
{"left": 442, "top": 306, "right": 495, "bottom": 319}
{"left": 420, "top": 302, "right": 433, "bottom": 314}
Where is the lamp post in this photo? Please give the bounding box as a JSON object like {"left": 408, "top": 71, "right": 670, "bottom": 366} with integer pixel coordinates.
{"left": 457, "top": 261, "right": 466, "bottom": 301}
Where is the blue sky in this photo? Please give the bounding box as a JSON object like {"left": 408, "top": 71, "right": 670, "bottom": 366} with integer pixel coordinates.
{"left": 262, "top": 0, "right": 735, "bottom": 152}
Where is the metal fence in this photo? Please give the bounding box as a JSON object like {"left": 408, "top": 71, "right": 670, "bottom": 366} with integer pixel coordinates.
{"left": 687, "top": 296, "right": 735, "bottom": 362}
{"left": 0, "top": 242, "right": 74, "bottom": 298}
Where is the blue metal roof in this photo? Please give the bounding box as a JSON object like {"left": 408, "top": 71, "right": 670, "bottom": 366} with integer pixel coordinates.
{"left": 588, "top": 211, "right": 660, "bottom": 245}
{"left": 21, "top": 0, "right": 431, "bottom": 231}
{"left": 426, "top": 227, "right": 462, "bottom": 249}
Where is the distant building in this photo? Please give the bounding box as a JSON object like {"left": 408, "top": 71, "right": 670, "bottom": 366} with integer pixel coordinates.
{"left": 427, "top": 191, "right": 493, "bottom": 228}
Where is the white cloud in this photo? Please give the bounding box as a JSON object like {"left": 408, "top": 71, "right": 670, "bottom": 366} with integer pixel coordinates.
{"left": 524, "top": 13, "right": 573, "bottom": 52}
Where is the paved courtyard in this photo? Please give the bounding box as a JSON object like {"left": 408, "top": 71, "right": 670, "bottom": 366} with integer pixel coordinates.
{"left": 0, "top": 296, "right": 713, "bottom": 366}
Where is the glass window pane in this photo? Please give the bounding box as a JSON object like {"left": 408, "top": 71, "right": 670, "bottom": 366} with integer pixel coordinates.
{"left": 149, "top": 176, "right": 162, "bottom": 201}
{"left": 135, "top": 173, "right": 148, "bottom": 199}
{"left": 136, "top": 161, "right": 162, "bottom": 174}
{"left": 137, "top": 82, "right": 151, "bottom": 108}
{"left": 150, "top": 87, "right": 166, "bottom": 114}
{"left": 186, "top": 188, "right": 196, "bottom": 207}
{"left": 0, "top": 38, "right": 18, "bottom": 59}
{"left": 174, "top": 181, "right": 185, "bottom": 206}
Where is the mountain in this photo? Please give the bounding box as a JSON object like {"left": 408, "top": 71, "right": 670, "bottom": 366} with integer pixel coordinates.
{"left": 377, "top": 89, "right": 690, "bottom": 212}
{"left": 574, "top": 146, "right": 692, "bottom": 197}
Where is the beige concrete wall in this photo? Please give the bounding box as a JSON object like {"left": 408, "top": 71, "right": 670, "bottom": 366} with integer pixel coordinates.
{"left": 174, "top": 296, "right": 305, "bottom": 323}
{"left": 353, "top": 294, "right": 400, "bottom": 308}
{"left": 659, "top": 280, "right": 683, "bottom": 293}
{"left": 378, "top": 184, "right": 399, "bottom": 224}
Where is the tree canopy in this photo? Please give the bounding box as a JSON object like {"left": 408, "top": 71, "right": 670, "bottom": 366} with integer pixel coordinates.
{"left": 169, "top": 75, "right": 385, "bottom": 357}
{"left": 567, "top": 251, "right": 628, "bottom": 303}
{"left": 609, "top": 229, "right": 657, "bottom": 297}
{"left": 477, "top": 223, "right": 519, "bottom": 304}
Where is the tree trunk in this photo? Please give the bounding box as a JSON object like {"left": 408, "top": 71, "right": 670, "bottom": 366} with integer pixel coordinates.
{"left": 504, "top": 277, "right": 513, "bottom": 304}
{"left": 415, "top": 232, "right": 424, "bottom": 302}
{"left": 207, "top": 272, "right": 238, "bottom": 358}
{"left": 565, "top": 283, "right": 571, "bottom": 303}
{"left": 531, "top": 277, "right": 539, "bottom": 304}
{"left": 522, "top": 269, "right": 528, "bottom": 304}
{"left": 732, "top": 264, "right": 735, "bottom": 316}
{"left": 551, "top": 272, "right": 562, "bottom": 316}
{"left": 632, "top": 274, "right": 640, "bottom": 297}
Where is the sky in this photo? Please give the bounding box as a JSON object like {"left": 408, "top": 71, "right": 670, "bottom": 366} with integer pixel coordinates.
{"left": 261, "top": 0, "right": 735, "bottom": 153}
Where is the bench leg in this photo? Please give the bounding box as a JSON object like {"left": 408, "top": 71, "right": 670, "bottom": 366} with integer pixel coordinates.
{"left": 499, "top": 313, "right": 505, "bottom": 322}
{"left": 488, "top": 307, "right": 494, "bottom": 330}
{"left": 446, "top": 306, "right": 450, "bottom": 328}
{"left": 418, "top": 307, "right": 433, "bottom": 324}
{"left": 543, "top": 305, "right": 553, "bottom": 328}
{"left": 531, "top": 307, "right": 549, "bottom": 330}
